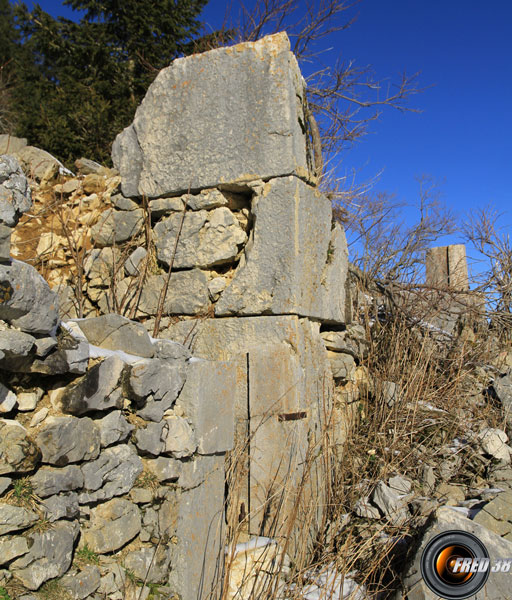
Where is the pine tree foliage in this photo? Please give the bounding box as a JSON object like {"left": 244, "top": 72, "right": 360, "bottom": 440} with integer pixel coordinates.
{"left": 10, "top": 0, "right": 208, "bottom": 165}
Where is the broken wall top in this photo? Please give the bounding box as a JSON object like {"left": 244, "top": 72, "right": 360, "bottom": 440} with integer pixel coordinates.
{"left": 112, "top": 33, "right": 313, "bottom": 198}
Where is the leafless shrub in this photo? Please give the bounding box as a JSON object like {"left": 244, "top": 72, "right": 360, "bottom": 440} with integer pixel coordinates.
{"left": 463, "top": 206, "right": 512, "bottom": 341}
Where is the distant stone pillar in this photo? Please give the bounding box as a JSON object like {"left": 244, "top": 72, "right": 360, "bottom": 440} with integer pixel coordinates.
{"left": 426, "top": 244, "right": 469, "bottom": 291}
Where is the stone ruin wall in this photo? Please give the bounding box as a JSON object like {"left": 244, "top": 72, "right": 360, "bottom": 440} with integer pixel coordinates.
{"left": 0, "top": 33, "right": 365, "bottom": 600}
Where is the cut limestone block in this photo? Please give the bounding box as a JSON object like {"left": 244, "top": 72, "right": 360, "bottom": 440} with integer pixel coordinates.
{"left": 164, "top": 315, "right": 332, "bottom": 551}
{"left": 215, "top": 176, "right": 347, "bottom": 324}
{"left": 112, "top": 33, "right": 312, "bottom": 198}
{"left": 168, "top": 456, "right": 225, "bottom": 600}
{"left": 175, "top": 359, "right": 236, "bottom": 455}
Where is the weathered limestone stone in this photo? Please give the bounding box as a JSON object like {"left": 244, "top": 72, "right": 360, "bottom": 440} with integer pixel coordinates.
{"left": 113, "top": 33, "right": 311, "bottom": 198}
{"left": 0, "top": 329, "right": 36, "bottom": 358}
{"left": 60, "top": 565, "right": 101, "bottom": 599}
{"left": 96, "top": 410, "right": 133, "bottom": 447}
{"left": 41, "top": 492, "right": 79, "bottom": 522}
{"left": 111, "top": 193, "right": 138, "bottom": 211}
{"left": 11, "top": 520, "right": 79, "bottom": 590}
{"left": 79, "top": 444, "right": 143, "bottom": 503}
{"left": 473, "top": 491, "right": 512, "bottom": 537}
{"left": 396, "top": 507, "right": 512, "bottom": 600}
{"left": 371, "top": 481, "right": 410, "bottom": 525}
{"left": 84, "top": 247, "right": 121, "bottom": 282}
{"left": 124, "top": 246, "right": 147, "bottom": 276}
{"left": 154, "top": 207, "right": 247, "bottom": 269}
{"left": 0, "top": 503, "right": 38, "bottom": 534}
{"left": 144, "top": 457, "right": 182, "bottom": 483}
{"left": 134, "top": 421, "right": 166, "bottom": 456}
{"left": 56, "top": 355, "right": 125, "bottom": 415}
{"left": 0, "top": 535, "right": 29, "bottom": 565}
{"left": 82, "top": 498, "right": 141, "bottom": 554}
{"left": 0, "top": 260, "right": 59, "bottom": 334}
{"left": 91, "top": 208, "right": 144, "bottom": 246}
{"left": 163, "top": 415, "right": 196, "bottom": 458}
{"left": 122, "top": 270, "right": 210, "bottom": 316}
{"left": 0, "top": 420, "right": 41, "bottom": 474}
{"left": 327, "top": 351, "right": 356, "bottom": 381}
{"left": 0, "top": 476, "right": 10, "bottom": 495}
{"left": 186, "top": 189, "right": 228, "bottom": 211}
{"left": 128, "top": 358, "right": 187, "bottom": 411}
{"left": 123, "top": 547, "right": 170, "bottom": 584}
{"left": 175, "top": 360, "right": 236, "bottom": 455}
{"left": 215, "top": 177, "right": 346, "bottom": 323}
{"left": 0, "top": 224, "right": 11, "bottom": 261}
{"left": 0, "top": 382, "right": 16, "bottom": 413}
{"left": 36, "top": 416, "right": 100, "bottom": 465}
{"left": 153, "top": 338, "right": 191, "bottom": 361}
{"left": 17, "top": 389, "right": 42, "bottom": 412}
{"left": 148, "top": 197, "right": 185, "bottom": 218}
{"left": 82, "top": 173, "right": 106, "bottom": 194}
{"left": 0, "top": 155, "right": 31, "bottom": 226}
{"left": 14, "top": 146, "right": 62, "bottom": 183}
{"left": 30, "top": 465, "right": 83, "bottom": 497}
{"left": 321, "top": 324, "right": 368, "bottom": 359}
{"left": 76, "top": 314, "right": 155, "bottom": 358}
{"left": 478, "top": 428, "right": 511, "bottom": 462}
{"left": 74, "top": 157, "right": 103, "bottom": 175}
{"left": 0, "top": 135, "right": 27, "bottom": 155}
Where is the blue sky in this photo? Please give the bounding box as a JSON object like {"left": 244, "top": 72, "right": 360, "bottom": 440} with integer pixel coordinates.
{"left": 16, "top": 0, "right": 512, "bottom": 263}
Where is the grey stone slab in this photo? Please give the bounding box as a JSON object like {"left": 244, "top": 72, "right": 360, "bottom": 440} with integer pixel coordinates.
{"left": 11, "top": 520, "right": 79, "bottom": 590}
{"left": 0, "top": 535, "right": 29, "bottom": 565}
{"left": 175, "top": 360, "right": 236, "bottom": 455}
{"left": 76, "top": 314, "right": 155, "bottom": 358}
{"left": 36, "top": 416, "right": 100, "bottom": 465}
{"left": 14, "top": 146, "right": 62, "bottom": 183}
{"left": 168, "top": 459, "right": 225, "bottom": 600}
{"left": 178, "top": 455, "right": 224, "bottom": 491}
{"left": 30, "top": 464, "right": 83, "bottom": 497}
{"left": 148, "top": 197, "right": 185, "bottom": 218}
{"left": 215, "top": 176, "right": 345, "bottom": 323}
{"left": 113, "top": 33, "right": 311, "bottom": 198}
{"left": 0, "top": 503, "right": 38, "bottom": 535}
{"left": 0, "top": 260, "right": 59, "bottom": 334}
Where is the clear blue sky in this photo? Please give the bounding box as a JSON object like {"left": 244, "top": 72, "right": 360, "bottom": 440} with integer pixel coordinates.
{"left": 17, "top": 0, "right": 512, "bottom": 250}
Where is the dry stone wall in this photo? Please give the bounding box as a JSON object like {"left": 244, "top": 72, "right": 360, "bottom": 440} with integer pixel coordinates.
{"left": 0, "top": 32, "right": 355, "bottom": 600}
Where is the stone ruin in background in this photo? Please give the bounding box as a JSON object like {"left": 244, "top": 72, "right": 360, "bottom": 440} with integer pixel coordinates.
{"left": 0, "top": 33, "right": 359, "bottom": 599}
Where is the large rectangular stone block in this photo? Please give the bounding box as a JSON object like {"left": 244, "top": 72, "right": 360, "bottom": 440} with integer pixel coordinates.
{"left": 176, "top": 360, "right": 236, "bottom": 455}
{"left": 112, "top": 33, "right": 313, "bottom": 198}
{"left": 163, "top": 315, "right": 333, "bottom": 549}
{"left": 215, "top": 176, "right": 347, "bottom": 324}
